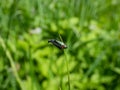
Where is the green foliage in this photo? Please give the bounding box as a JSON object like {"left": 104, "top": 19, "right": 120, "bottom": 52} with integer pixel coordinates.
{"left": 0, "top": 0, "right": 120, "bottom": 90}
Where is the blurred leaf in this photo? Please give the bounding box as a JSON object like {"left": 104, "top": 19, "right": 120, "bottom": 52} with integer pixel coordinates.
{"left": 0, "top": 58, "right": 4, "bottom": 71}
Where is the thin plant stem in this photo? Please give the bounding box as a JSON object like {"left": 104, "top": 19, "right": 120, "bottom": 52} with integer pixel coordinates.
{"left": 56, "top": 50, "right": 63, "bottom": 90}
{"left": 59, "top": 64, "right": 63, "bottom": 90}
{"left": 0, "top": 36, "right": 24, "bottom": 90}
{"left": 58, "top": 34, "right": 70, "bottom": 90}
{"left": 63, "top": 50, "right": 70, "bottom": 90}
{"left": 28, "top": 45, "right": 34, "bottom": 90}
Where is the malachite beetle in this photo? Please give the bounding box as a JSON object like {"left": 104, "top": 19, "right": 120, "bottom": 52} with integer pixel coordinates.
{"left": 48, "top": 39, "right": 67, "bottom": 49}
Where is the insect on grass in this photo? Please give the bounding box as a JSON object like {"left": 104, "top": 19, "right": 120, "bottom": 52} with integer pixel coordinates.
{"left": 48, "top": 39, "right": 67, "bottom": 49}
{"left": 48, "top": 35, "right": 71, "bottom": 90}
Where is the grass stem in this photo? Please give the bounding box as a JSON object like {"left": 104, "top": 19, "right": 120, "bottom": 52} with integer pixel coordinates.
{"left": 63, "top": 50, "right": 70, "bottom": 90}
{"left": 0, "top": 36, "right": 24, "bottom": 90}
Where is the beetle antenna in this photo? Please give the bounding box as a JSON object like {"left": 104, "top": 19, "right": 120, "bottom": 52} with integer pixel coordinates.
{"left": 59, "top": 34, "right": 64, "bottom": 43}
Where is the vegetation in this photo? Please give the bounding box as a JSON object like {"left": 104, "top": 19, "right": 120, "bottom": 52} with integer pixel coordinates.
{"left": 0, "top": 0, "right": 120, "bottom": 90}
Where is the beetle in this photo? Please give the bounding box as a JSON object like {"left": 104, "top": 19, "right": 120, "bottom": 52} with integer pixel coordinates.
{"left": 48, "top": 39, "right": 67, "bottom": 49}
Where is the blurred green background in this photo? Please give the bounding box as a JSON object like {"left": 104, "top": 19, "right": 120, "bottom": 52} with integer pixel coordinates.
{"left": 0, "top": 0, "right": 120, "bottom": 90}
